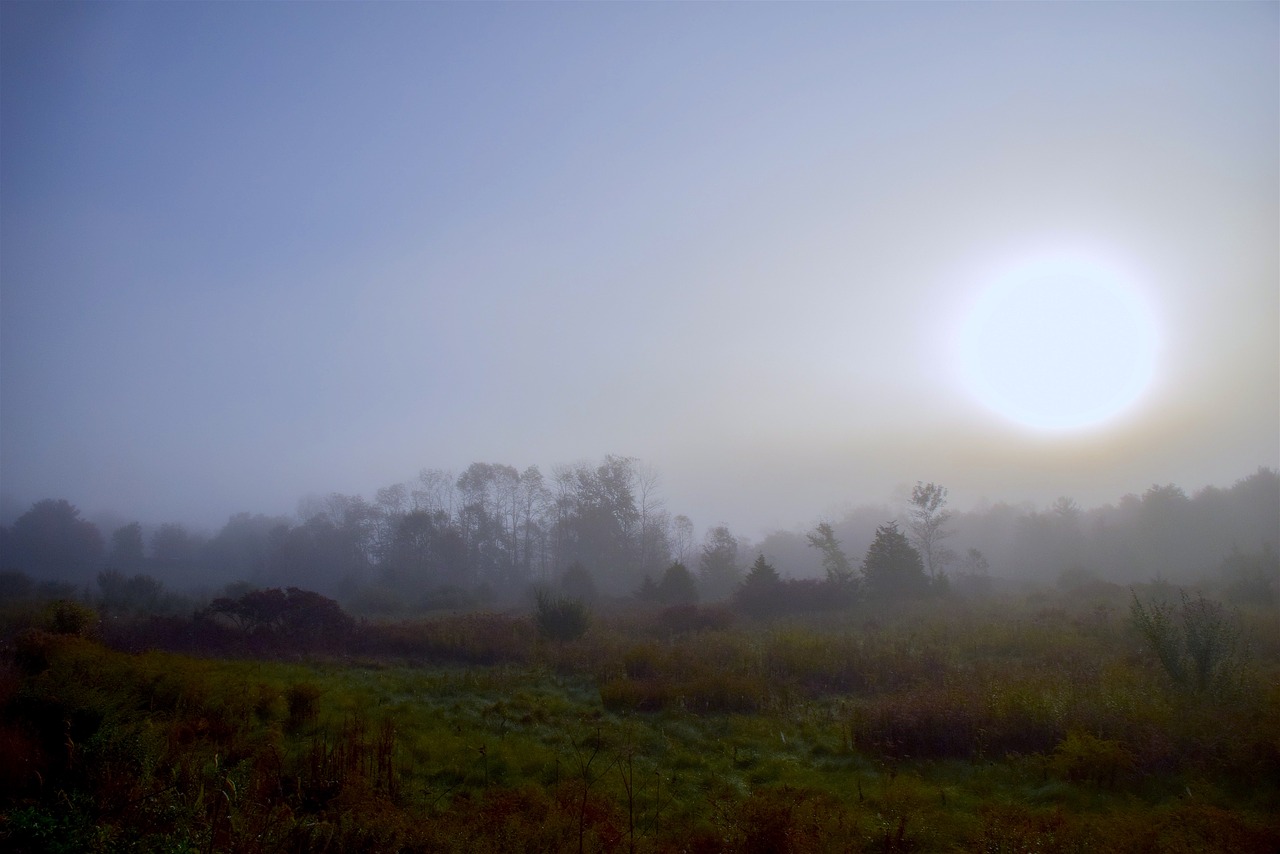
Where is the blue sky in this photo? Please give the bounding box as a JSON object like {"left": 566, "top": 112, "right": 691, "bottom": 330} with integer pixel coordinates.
{"left": 2, "top": 2, "right": 1276, "bottom": 536}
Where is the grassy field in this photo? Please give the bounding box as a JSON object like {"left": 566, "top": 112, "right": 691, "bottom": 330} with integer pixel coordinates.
{"left": 2, "top": 589, "right": 1278, "bottom": 852}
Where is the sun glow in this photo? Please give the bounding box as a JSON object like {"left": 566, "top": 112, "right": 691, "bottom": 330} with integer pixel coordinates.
{"left": 958, "top": 255, "right": 1160, "bottom": 432}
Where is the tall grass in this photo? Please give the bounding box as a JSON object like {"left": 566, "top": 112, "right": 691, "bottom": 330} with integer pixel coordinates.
{"left": 2, "top": 591, "right": 1276, "bottom": 852}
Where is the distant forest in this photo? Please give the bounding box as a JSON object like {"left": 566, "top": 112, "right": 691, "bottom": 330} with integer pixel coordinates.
{"left": 0, "top": 459, "right": 1276, "bottom": 615}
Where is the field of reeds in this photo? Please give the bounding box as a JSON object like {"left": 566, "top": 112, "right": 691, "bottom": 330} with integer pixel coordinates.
{"left": 1, "top": 585, "right": 1277, "bottom": 852}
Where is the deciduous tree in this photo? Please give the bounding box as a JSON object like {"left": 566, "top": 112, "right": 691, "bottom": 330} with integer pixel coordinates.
{"left": 806, "top": 522, "right": 854, "bottom": 584}
{"left": 108, "top": 523, "right": 146, "bottom": 573}
{"left": 4, "top": 499, "right": 104, "bottom": 581}
{"left": 908, "top": 482, "right": 955, "bottom": 580}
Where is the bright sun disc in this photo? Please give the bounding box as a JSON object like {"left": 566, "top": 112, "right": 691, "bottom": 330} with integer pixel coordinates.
{"left": 959, "top": 257, "right": 1159, "bottom": 431}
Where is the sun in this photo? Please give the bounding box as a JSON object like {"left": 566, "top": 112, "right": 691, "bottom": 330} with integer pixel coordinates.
{"left": 958, "top": 255, "right": 1159, "bottom": 432}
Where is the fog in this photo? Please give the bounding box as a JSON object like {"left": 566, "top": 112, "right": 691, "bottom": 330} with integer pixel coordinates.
{"left": 2, "top": 4, "right": 1276, "bottom": 546}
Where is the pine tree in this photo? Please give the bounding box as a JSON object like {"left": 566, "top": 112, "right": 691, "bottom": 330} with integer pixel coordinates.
{"left": 861, "top": 523, "right": 929, "bottom": 601}
{"left": 735, "top": 554, "right": 782, "bottom": 617}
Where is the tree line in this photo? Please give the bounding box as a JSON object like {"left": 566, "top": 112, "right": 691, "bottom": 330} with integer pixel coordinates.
{"left": 0, "top": 461, "right": 1276, "bottom": 615}
{"left": 0, "top": 456, "right": 692, "bottom": 611}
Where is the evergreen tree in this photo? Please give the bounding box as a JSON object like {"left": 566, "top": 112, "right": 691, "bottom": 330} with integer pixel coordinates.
{"left": 634, "top": 574, "right": 661, "bottom": 603}
{"left": 735, "top": 553, "right": 782, "bottom": 617}
{"left": 861, "top": 522, "right": 929, "bottom": 601}
{"left": 657, "top": 561, "right": 698, "bottom": 605}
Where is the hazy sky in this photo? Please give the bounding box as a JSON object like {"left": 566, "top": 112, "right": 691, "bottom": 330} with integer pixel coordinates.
{"left": 2, "top": 2, "right": 1277, "bottom": 537}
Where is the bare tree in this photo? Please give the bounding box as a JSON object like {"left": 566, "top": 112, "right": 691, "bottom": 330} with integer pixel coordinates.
{"left": 412, "top": 468, "right": 456, "bottom": 518}
{"left": 671, "top": 515, "right": 695, "bottom": 566}
{"left": 518, "top": 465, "right": 550, "bottom": 582}
{"left": 635, "top": 462, "right": 671, "bottom": 578}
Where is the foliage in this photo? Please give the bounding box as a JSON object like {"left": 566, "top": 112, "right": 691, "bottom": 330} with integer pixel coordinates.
{"left": 734, "top": 554, "right": 782, "bottom": 618}
{"left": 41, "top": 598, "right": 99, "bottom": 637}
{"left": 97, "top": 569, "right": 175, "bottom": 617}
{"left": 203, "top": 586, "right": 353, "bottom": 651}
{"left": 1130, "top": 589, "right": 1242, "bottom": 696}
{"left": 1050, "top": 731, "right": 1135, "bottom": 786}
{"left": 2, "top": 587, "right": 1277, "bottom": 852}
{"left": 861, "top": 522, "right": 930, "bottom": 601}
{"left": 806, "top": 522, "right": 854, "bottom": 585}
{"left": 2, "top": 499, "right": 104, "bottom": 581}
{"left": 779, "top": 577, "right": 857, "bottom": 613}
{"left": 633, "top": 573, "right": 661, "bottom": 603}
{"left": 533, "top": 588, "right": 591, "bottom": 642}
{"left": 1219, "top": 544, "right": 1279, "bottom": 606}
{"left": 907, "top": 481, "right": 955, "bottom": 579}
{"left": 652, "top": 561, "right": 697, "bottom": 606}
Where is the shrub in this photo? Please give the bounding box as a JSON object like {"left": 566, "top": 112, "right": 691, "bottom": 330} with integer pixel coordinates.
{"left": 1130, "top": 590, "right": 1242, "bottom": 696}
{"left": 1050, "top": 731, "right": 1135, "bottom": 787}
{"left": 41, "top": 600, "right": 97, "bottom": 637}
{"left": 533, "top": 590, "right": 590, "bottom": 642}
{"left": 202, "top": 586, "right": 353, "bottom": 652}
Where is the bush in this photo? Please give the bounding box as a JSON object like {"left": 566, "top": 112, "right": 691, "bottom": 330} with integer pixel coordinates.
{"left": 533, "top": 590, "right": 590, "bottom": 642}
{"left": 1050, "top": 731, "right": 1135, "bottom": 786}
{"left": 202, "top": 586, "right": 352, "bottom": 652}
{"left": 1130, "top": 590, "right": 1241, "bottom": 696}
{"left": 41, "top": 600, "right": 97, "bottom": 637}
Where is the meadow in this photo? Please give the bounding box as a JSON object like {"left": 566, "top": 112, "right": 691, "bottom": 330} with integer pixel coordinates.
{"left": 2, "top": 586, "right": 1278, "bottom": 853}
